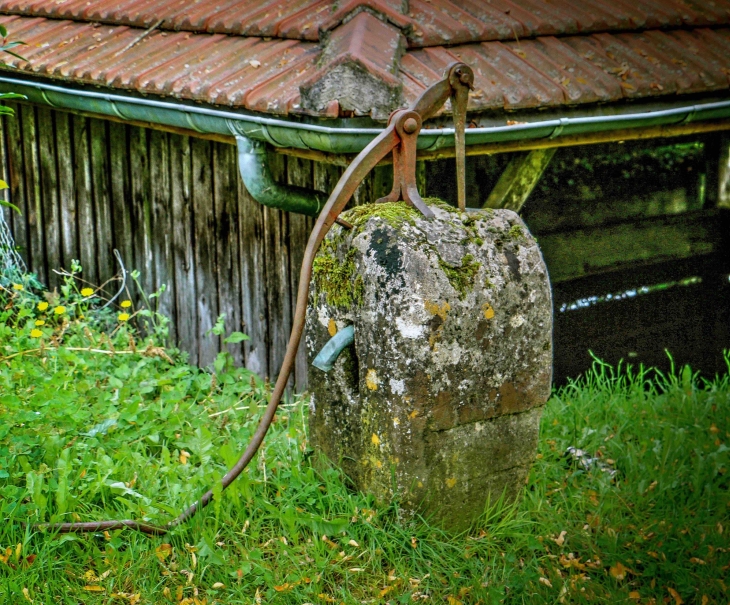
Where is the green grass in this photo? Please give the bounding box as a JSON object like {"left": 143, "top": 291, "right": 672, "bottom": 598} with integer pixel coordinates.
{"left": 0, "top": 277, "right": 728, "bottom": 604}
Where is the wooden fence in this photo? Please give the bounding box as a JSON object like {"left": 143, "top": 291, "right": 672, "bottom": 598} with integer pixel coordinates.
{"left": 2, "top": 102, "right": 728, "bottom": 385}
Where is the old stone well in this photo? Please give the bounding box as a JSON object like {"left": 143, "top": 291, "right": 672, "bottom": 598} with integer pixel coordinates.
{"left": 306, "top": 199, "right": 552, "bottom": 530}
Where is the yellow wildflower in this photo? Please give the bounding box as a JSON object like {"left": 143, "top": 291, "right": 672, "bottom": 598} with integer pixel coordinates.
{"left": 12, "top": 284, "right": 23, "bottom": 291}
{"left": 54, "top": 305, "right": 66, "bottom": 315}
{"left": 118, "top": 313, "right": 130, "bottom": 322}
{"left": 37, "top": 301, "right": 49, "bottom": 311}
{"left": 30, "top": 328, "right": 42, "bottom": 338}
{"left": 81, "top": 287, "right": 94, "bottom": 297}
{"left": 120, "top": 300, "right": 132, "bottom": 309}
{"left": 34, "top": 320, "right": 45, "bottom": 326}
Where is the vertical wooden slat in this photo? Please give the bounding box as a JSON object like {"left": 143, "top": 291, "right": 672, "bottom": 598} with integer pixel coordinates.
{"left": 213, "top": 142, "right": 244, "bottom": 366}
{"left": 36, "top": 107, "right": 61, "bottom": 288}
{"left": 170, "top": 134, "right": 197, "bottom": 362}
{"left": 129, "top": 126, "right": 154, "bottom": 297}
{"left": 149, "top": 129, "right": 176, "bottom": 338}
{"left": 287, "top": 156, "right": 315, "bottom": 391}
{"left": 90, "top": 118, "right": 115, "bottom": 283}
{"left": 73, "top": 114, "right": 96, "bottom": 284}
{"left": 4, "top": 103, "right": 28, "bottom": 266}
{"left": 264, "top": 152, "right": 292, "bottom": 385}
{"left": 191, "top": 137, "right": 219, "bottom": 367}
{"left": 55, "top": 111, "right": 77, "bottom": 272}
{"left": 238, "top": 156, "right": 268, "bottom": 378}
{"left": 109, "top": 121, "right": 133, "bottom": 282}
{"left": 20, "top": 104, "right": 46, "bottom": 283}
{"left": 0, "top": 112, "right": 19, "bottom": 267}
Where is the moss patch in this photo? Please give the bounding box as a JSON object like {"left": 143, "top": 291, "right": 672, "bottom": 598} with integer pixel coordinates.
{"left": 342, "top": 201, "right": 420, "bottom": 231}
{"left": 312, "top": 240, "right": 364, "bottom": 308}
{"left": 440, "top": 253, "right": 481, "bottom": 299}
{"left": 508, "top": 225, "right": 524, "bottom": 240}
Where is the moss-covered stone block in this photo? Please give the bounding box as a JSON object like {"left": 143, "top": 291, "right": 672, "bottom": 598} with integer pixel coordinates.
{"left": 306, "top": 200, "right": 552, "bottom": 530}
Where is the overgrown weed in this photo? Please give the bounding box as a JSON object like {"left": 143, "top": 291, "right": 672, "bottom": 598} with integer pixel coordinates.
{"left": 0, "top": 271, "right": 727, "bottom": 604}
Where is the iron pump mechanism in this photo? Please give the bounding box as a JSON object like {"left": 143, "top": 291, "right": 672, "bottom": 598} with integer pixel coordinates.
{"left": 38, "top": 62, "right": 475, "bottom": 536}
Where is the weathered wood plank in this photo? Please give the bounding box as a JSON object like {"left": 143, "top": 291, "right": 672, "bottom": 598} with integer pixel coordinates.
{"left": 213, "top": 141, "right": 244, "bottom": 366}
{"left": 538, "top": 210, "right": 723, "bottom": 283}
{"left": 55, "top": 111, "right": 78, "bottom": 272}
{"left": 287, "top": 156, "right": 314, "bottom": 391}
{"left": 108, "top": 121, "right": 133, "bottom": 286}
{"left": 483, "top": 148, "right": 556, "bottom": 212}
{"left": 90, "top": 118, "right": 115, "bottom": 283}
{"left": 129, "top": 126, "right": 154, "bottom": 297}
{"left": 716, "top": 133, "right": 730, "bottom": 210}
{"left": 73, "top": 114, "right": 97, "bottom": 284}
{"left": 149, "top": 128, "right": 175, "bottom": 338}
{"left": 191, "top": 137, "right": 219, "bottom": 367}
{"left": 0, "top": 114, "right": 12, "bottom": 247}
{"left": 20, "top": 104, "right": 46, "bottom": 283}
{"left": 36, "top": 107, "right": 61, "bottom": 288}
{"left": 238, "top": 153, "right": 268, "bottom": 378}
{"left": 264, "top": 151, "right": 291, "bottom": 384}
{"left": 170, "top": 134, "right": 197, "bottom": 362}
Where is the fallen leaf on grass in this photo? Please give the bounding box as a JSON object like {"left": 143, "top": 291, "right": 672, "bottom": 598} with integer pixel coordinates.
{"left": 628, "top": 591, "right": 640, "bottom": 601}
{"left": 179, "top": 450, "right": 190, "bottom": 465}
{"left": 701, "top": 596, "right": 709, "bottom": 605}
{"left": 273, "top": 583, "right": 291, "bottom": 592}
{"left": 539, "top": 577, "right": 553, "bottom": 588}
{"left": 83, "top": 585, "right": 105, "bottom": 592}
{"left": 155, "top": 544, "right": 173, "bottom": 562}
{"left": 667, "top": 587, "right": 684, "bottom": 605}
{"left": 689, "top": 557, "right": 706, "bottom": 565}
{"left": 553, "top": 531, "right": 567, "bottom": 547}
{"left": 211, "top": 582, "right": 224, "bottom": 589}
{"left": 22, "top": 587, "right": 32, "bottom": 603}
{"left": 446, "top": 597, "right": 462, "bottom": 605}
{"left": 111, "top": 593, "right": 140, "bottom": 604}
{"left": 609, "top": 562, "right": 627, "bottom": 581}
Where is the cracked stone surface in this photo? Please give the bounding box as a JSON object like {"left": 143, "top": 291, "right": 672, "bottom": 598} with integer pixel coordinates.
{"left": 306, "top": 201, "right": 553, "bottom": 530}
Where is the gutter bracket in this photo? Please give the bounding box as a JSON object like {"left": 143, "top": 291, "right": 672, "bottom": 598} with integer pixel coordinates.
{"left": 234, "top": 134, "right": 327, "bottom": 217}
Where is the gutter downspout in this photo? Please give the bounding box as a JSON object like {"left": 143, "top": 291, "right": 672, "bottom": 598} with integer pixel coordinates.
{"left": 235, "top": 135, "right": 326, "bottom": 216}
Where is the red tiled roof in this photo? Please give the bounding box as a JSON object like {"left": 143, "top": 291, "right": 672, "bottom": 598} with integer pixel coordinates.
{"left": 1, "top": 1, "right": 730, "bottom": 120}
{"left": 3, "top": 0, "right": 729, "bottom": 47}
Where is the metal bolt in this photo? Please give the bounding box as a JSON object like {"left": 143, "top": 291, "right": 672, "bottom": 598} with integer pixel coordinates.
{"left": 403, "top": 117, "right": 418, "bottom": 134}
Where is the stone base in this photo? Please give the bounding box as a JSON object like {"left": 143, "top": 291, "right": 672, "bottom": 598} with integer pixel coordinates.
{"left": 306, "top": 201, "right": 552, "bottom": 530}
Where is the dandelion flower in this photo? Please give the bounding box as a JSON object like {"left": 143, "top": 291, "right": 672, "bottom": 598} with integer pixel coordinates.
{"left": 81, "top": 287, "right": 94, "bottom": 297}
{"left": 54, "top": 305, "right": 66, "bottom": 315}
{"left": 30, "top": 328, "right": 42, "bottom": 338}
{"left": 121, "top": 300, "right": 132, "bottom": 309}
{"left": 37, "top": 301, "right": 49, "bottom": 311}
{"left": 118, "top": 313, "right": 130, "bottom": 322}
{"left": 34, "top": 319, "right": 45, "bottom": 326}
{"left": 12, "top": 284, "right": 23, "bottom": 291}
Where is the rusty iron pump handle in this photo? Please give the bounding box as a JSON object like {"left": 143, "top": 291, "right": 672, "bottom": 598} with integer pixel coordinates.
{"left": 36, "top": 62, "right": 473, "bottom": 536}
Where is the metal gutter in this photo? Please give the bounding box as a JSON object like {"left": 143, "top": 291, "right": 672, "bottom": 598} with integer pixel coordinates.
{"left": 235, "top": 136, "right": 325, "bottom": 216}
{"left": 3, "top": 75, "right": 730, "bottom": 155}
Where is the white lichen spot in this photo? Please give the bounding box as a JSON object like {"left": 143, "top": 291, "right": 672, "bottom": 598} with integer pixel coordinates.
{"left": 366, "top": 369, "right": 379, "bottom": 391}
{"left": 474, "top": 421, "right": 484, "bottom": 433}
{"left": 317, "top": 305, "right": 330, "bottom": 328}
{"left": 309, "top": 394, "right": 316, "bottom": 414}
{"left": 432, "top": 341, "right": 463, "bottom": 366}
{"left": 389, "top": 377, "right": 405, "bottom": 395}
{"left": 395, "top": 316, "right": 424, "bottom": 339}
{"left": 510, "top": 314, "right": 526, "bottom": 328}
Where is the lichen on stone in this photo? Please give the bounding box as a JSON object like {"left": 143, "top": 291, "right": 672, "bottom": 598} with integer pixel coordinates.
{"left": 312, "top": 239, "right": 364, "bottom": 308}
{"left": 439, "top": 253, "right": 481, "bottom": 299}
